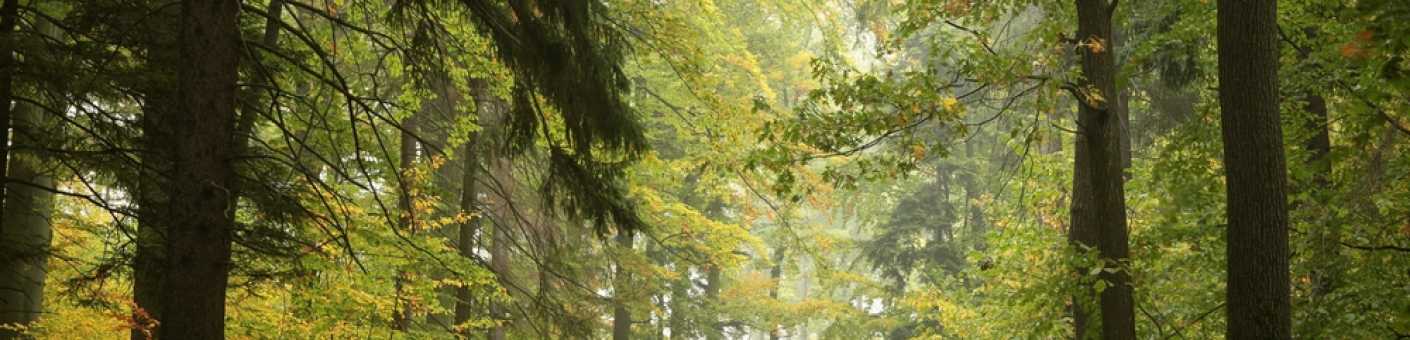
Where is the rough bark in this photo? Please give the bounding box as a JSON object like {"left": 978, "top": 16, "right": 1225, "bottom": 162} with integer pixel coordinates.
{"left": 1216, "top": 0, "right": 1292, "bottom": 338}
{"left": 1069, "top": 105, "right": 1097, "bottom": 339}
{"left": 155, "top": 0, "right": 242, "bottom": 338}
{"left": 1070, "top": 0, "right": 1135, "bottom": 338}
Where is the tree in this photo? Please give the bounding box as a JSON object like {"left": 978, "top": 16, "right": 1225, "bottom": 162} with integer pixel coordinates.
{"left": 1070, "top": 0, "right": 1135, "bottom": 338}
{"left": 612, "top": 230, "right": 634, "bottom": 340}
{"left": 150, "top": 0, "right": 243, "bottom": 337}
{"left": 1216, "top": 0, "right": 1292, "bottom": 338}
{"left": 0, "top": 10, "right": 57, "bottom": 336}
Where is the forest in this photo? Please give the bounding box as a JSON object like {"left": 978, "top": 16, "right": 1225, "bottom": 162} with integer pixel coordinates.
{"left": 0, "top": 0, "right": 1407, "bottom": 339}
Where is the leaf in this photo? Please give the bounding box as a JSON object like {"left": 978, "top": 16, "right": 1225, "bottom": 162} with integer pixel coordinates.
{"left": 1084, "top": 36, "right": 1106, "bottom": 55}
{"left": 942, "top": 97, "right": 961, "bottom": 112}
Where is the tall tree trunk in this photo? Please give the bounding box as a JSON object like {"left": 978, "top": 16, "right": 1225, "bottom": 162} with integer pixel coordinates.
{"left": 393, "top": 118, "right": 418, "bottom": 331}
{"left": 488, "top": 199, "right": 509, "bottom": 340}
{"left": 1070, "top": 0, "right": 1135, "bottom": 338}
{"left": 0, "top": 13, "right": 59, "bottom": 336}
{"left": 1069, "top": 106, "right": 1097, "bottom": 339}
{"left": 133, "top": 137, "right": 168, "bottom": 340}
{"left": 156, "top": 0, "right": 242, "bottom": 338}
{"left": 133, "top": 1, "right": 181, "bottom": 337}
{"left": 453, "top": 79, "right": 489, "bottom": 331}
{"left": 452, "top": 137, "right": 479, "bottom": 329}
{"left": 613, "top": 230, "right": 634, "bottom": 340}
{"left": 0, "top": 82, "right": 55, "bottom": 338}
{"left": 1216, "top": 0, "right": 1292, "bottom": 338}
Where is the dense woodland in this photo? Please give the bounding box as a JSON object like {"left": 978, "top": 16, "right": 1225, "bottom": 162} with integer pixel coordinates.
{"left": 0, "top": 0, "right": 1406, "bottom": 339}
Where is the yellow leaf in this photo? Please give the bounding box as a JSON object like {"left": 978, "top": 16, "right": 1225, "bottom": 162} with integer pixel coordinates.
{"left": 942, "top": 97, "right": 960, "bottom": 112}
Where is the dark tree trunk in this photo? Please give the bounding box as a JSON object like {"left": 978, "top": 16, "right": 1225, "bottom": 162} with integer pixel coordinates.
{"left": 1216, "top": 0, "right": 1292, "bottom": 338}
{"left": 133, "top": 147, "right": 168, "bottom": 340}
{"left": 1069, "top": 107, "right": 1097, "bottom": 339}
{"left": 452, "top": 138, "right": 478, "bottom": 327}
{"left": 453, "top": 80, "right": 488, "bottom": 330}
{"left": 133, "top": 2, "right": 181, "bottom": 337}
{"left": 613, "top": 230, "right": 634, "bottom": 340}
{"left": 155, "top": 0, "right": 242, "bottom": 338}
{"left": 1070, "top": 1, "right": 1135, "bottom": 339}
{"left": 393, "top": 118, "right": 417, "bottom": 331}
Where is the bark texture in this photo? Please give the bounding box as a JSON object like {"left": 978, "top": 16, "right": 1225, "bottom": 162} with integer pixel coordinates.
{"left": 1070, "top": 0, "right": 1135, "bottom": 338}
{"left": 156, "top": 0, "right": 242, "bottom": 338}
{"left": 1216, "top": 0, "right": 1292, "bottom": 338}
